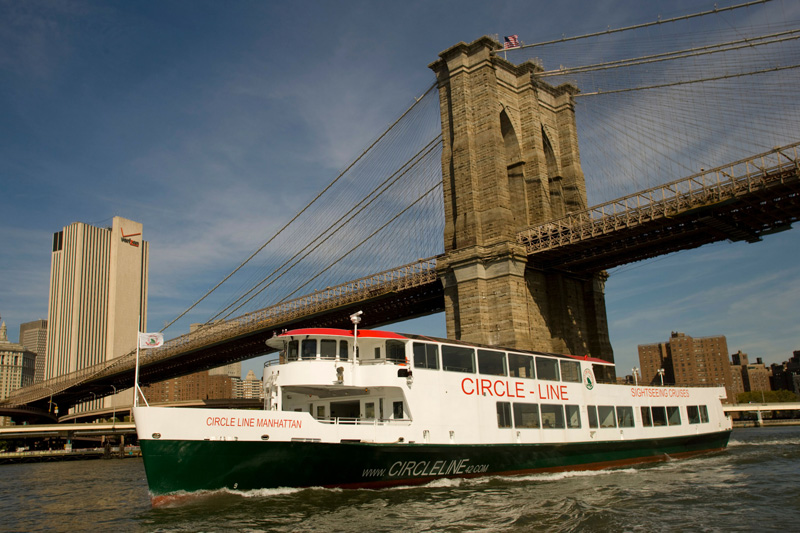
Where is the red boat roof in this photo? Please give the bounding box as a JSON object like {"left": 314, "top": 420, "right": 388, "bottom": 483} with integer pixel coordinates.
{"left": 270, "top": 328, "right": 408, "bottom": 340}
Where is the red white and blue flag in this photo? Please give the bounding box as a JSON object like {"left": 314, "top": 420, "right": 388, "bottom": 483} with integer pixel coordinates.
{"left": 504, "top": 35, "right": 520, "bottom": 49}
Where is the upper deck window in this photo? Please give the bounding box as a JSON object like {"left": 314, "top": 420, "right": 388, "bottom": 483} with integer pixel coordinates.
{"left": 320, "top": 339, "right": 337, "bottom": 359}
{"left": 302, "top": 339, "right": 317, "bottom": 360}
{"left": 339, "top": 340, "right": 349, "bottom": 360}
{"left": 413, "top": 342, "right": 439, "bottom": 370}
{"left": 386, "top": 340, "right": 406, "bottom": 363}
{"left": 442, "top": 345, "right": 475, "bottom": 373}
{"left": 560, "top": 360, "right": 581, "bottom": 383}
{"left": 508, "top": 353, "right": 535, "bottom": 379}
{"left": 287, "top": 340, "right": 299, "bottom": 361}
{"left": 536, "top": 357, "right": 560, "bottom": 381}
{"left": 478, "top": 350, "right": 506, "bottom": 376}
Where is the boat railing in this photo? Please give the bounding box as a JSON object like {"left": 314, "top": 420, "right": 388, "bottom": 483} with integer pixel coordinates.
{"left": 316, "top": 417, "right": 412, "bottom": 426}
{"left": 281, "top": 354, "right": 406, "bottom": 366}
{"left": 359, "top": 358, "right": 407, "bottom": 366}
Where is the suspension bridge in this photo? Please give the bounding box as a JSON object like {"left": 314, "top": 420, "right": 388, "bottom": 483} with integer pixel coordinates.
{"left": 3, "top": 0, "right": 799, "bottom": 414}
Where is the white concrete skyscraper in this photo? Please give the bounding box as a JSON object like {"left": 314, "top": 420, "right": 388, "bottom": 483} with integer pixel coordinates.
{"left": 45, "top": 216, "right": 149, "bottom": 410}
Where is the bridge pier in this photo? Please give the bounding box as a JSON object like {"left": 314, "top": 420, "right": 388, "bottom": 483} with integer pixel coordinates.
{"left": 430, "top": 36, "right": 613, "bottom": 362}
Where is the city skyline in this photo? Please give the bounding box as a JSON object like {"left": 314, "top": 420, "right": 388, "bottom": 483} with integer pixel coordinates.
{"left": 1, "top": 1, "right": 798, "bottom": 379}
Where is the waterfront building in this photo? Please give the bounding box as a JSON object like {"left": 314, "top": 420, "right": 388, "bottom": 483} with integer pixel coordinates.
{"left": 45, "top": 216, "right": 149, "bottom": 412}
{"left": 19, "top": 320, "right": 47, "bottom": 383}
{"left": 142, "top": 371, "right": 234, "bottom": 403}
{"left": 729, "top": 359, "right": 746, "bottom": 400}
{"left": 732, "top": 350, "right": 772, "bottom": 393}
{"left": 770, "top": 350, "right": 800, "bottom": 394}
{"left": 638, "top": 342, "right": 672, "bottom": 385}
{"left": 234, "top": 370, "right": 263, "bottom": 400}
{"left": 638, "top": 332, "right": 735, "bottom": 401}
{"left": 0, "top": 322, "right": 36, "bottom": 425}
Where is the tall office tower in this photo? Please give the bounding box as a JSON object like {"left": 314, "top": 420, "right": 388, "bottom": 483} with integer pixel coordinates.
{"left": 45, "top": 216, "right": 149, "bottom": 412}
{"left": 639, "top": 332, "right": 735, "bottom": 402}
{"left": 19, "top": 320, "right": 47, "bottom": 383}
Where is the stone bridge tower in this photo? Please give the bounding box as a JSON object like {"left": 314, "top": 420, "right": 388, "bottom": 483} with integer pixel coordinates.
{"left": 429, "top": 36, "right": 613, "bottom": 362}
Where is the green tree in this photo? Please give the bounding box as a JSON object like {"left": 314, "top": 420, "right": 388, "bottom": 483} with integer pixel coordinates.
{"left": 737, "top": 389, "right": 799, "bottom": 403}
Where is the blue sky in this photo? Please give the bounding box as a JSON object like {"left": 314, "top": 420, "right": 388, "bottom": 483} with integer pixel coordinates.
{"left": 1, "top": 0, "right": 798, "bottom": 379}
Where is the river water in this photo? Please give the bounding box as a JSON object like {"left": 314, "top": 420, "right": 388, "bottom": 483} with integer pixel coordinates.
{"left": 1, "top": 426, "right": 798, "bottom": 532}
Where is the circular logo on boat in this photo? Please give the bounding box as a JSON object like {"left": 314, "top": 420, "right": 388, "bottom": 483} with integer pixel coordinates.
{"left": 584, "top": 368, "right": 595, "bottom": 390}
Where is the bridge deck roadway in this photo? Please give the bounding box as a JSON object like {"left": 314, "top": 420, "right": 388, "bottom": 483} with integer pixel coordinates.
{"left": 4, "top": 145, "right": 799, "bottom": 412}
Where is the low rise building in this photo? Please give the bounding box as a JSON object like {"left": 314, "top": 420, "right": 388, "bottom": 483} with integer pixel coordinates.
{"left": 638, "top": 332, "right": 734, "bottom": 402}
{"left": 0, "top": 322, "right": 36, "bottom": 425}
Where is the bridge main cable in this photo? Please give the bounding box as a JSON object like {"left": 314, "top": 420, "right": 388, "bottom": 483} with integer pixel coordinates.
{"left": 499, "top": 0, "right": 772, "bottom": 51}
{"left": 163, "top": 82, "right": 439, "bottom": 333}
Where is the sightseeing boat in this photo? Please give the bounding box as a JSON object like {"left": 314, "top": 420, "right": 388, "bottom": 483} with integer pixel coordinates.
{"left": 133, "top": 318, "right": 732, "bottom": 502}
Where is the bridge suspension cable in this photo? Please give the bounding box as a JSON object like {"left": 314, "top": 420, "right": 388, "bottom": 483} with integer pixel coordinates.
{"left": 208, "top": 135, "right": 443, "bottom": 321}
{"left": 502, "top": 0, "right": 800, "bottom": 206}
{"left": 538, "top": 29, "right": 800, "bottom": 77}
{"left": 162, "top": 82, "right": 441, "bottom": 333}
{"left": 502, "top": 0, "right": 772, "bottom": 51}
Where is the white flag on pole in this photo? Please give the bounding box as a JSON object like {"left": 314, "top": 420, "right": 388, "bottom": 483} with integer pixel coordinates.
{"left": 138, "top": 332, "right": 164, "bottom": 349}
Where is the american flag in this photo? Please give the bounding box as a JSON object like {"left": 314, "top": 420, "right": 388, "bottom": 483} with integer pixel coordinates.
{"left": 504, "top": 35, "right": 520, "bottom": 49}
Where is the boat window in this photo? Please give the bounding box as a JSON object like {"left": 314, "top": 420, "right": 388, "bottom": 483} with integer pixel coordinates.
{"left": 374, "top": 347, "right": 381, "bottom": 359}
{"left": 508, "top": 353, "right": 535, "bottom": 379}
{"left": 339, "top": 340, "right": 349, "bottom": 360}
{"left": 301, "top": 339, "right": 316, "bottom": 360}
{"left": 651, "top": 406, "right": 668, "bottom": 426}
{"left": 565, "top": 405, "right": 581, "bottom": 428}
{"left": 667, "top": 406, "right": 682, "bottom": 425}
{"left": 365, "top": 402, "right": 375, "bottom": 419}
{"left": 616, "top": 406, "right": 635, "bottom": 428}
{"left": 442, "top": 345, "right": 475, "bottom": 373}
{"left": 598, "top": 405, "right": 616, "bottom": 428}
{"left": 316, "top": 405, "right": 325, "bottom": 419}
{"left": 496, "top": 402, "right": 512, "bottom": 428}
{"left": 478, "top": 350, "right": 507, "bottom": 376}
{"left": 393, "top": 401, "right": 404, "bottom": 419}
{"left": 535, "top": 357, "right": 560, "bottom": 381}
{"left": 699, "top": 405, "right": 709, "bottom": 423}
{"left": 287, "top": 340, "right": 299, "bottom": 361}
{"left": 687, "top": 405, "right": 701, "bottom": 424}
{"left": 641, "top": 406, "right": 653, "bottom": 427}
{"left": 513, "top": 403, "right": 540, "bottom": 428}
{"left": 320, "top": 339, "right": 337, "bottom": 360}
{"left": 587, "top": 405, "right": 599, "bottom": 428}
{"left": 560, "top": 360, "right": 581, "bottom": 383}
{"left": 412, "top": 342, "right": 439, "bottom": 370}
{"left": 540, "top": 404, "right": 565, "bottom": 429}
{"left": 386, "top": 340, "right": 406, "bottom": 363}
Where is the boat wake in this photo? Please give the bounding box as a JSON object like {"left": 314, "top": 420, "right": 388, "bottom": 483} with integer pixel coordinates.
{"left": 150, "top": 486, "right": 317, "bottom": 507}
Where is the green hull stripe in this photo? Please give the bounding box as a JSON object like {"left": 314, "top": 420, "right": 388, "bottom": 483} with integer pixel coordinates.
{"left": 140, "top": 431, "right": 731, "bottom": 496}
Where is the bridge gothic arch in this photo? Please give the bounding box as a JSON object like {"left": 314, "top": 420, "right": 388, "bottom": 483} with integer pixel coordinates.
{"left": 430, "top": 36, "right": 613, "bottom": 362}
